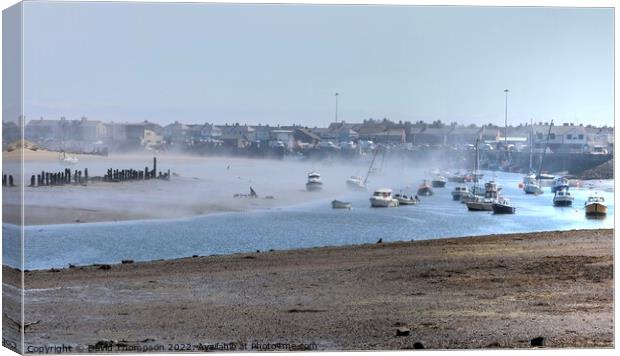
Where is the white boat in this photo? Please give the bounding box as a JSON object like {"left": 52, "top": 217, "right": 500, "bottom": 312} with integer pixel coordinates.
{"left": 523, "top": 173, "right": 543, "bottom": 195}
{"left": 59, "top": 151, "right": 78, "bottom": 166}
{"left": 584, "top": 195, "right": 607, "bottom": 216}
{"left": 370, "top": 188, "right": 399, "bottom": 208}
{"left": 553, "top": 187, "right": 574, "bottom": 207}
{"left": 306, "top": 172, "right": 323, "bottom": 191}
{"left": 431, "top": 175, "right": 447, "bottom": 188}
{"left": 346, "top": 176, "right": 367, "bottom": 191}
{"left": 451, "top": 186, "right": 469, "bottom": 201}
{"left": 394, "top": 193, "right": 418, "bottom": 205}
{"left": 331, "top": 200, "right": 352, "bottom": 209}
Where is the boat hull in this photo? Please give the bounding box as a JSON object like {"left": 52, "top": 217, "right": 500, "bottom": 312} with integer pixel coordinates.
{"left": 585, "top": 203, "right": 607, "bottom": 216}
{"left": 331, "top": 200, "right": 352, "bottom": 209}
{"left": 523, "top": 184, "right": 542, "bottom": 195}
{"left": 492, "top": 203, "right": 516, "bottom": 214}
{"left": 431, "top": 180, "right": 446, "bottom": 188}
{"left": 370, "top": 197, "right": 399, "bottom": 208}
{"left": 417, "top": 187, "right": 433, "bottom": 196}
{"left": 306, "top": 182, "right": 323, "bottom": 191}
{"left": 346, "top": 180, "right": 366, "bottom": 191}
{"left": 396, "top": 198, "right": 417, "bottom": 205}
{"left": 553, "top": 199, "right": 573, "bottom": 207}
{"left": 466, "top": 201, "right": 493, "bottom": 211}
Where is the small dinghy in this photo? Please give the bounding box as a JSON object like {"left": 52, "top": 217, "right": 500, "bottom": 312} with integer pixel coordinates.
{"left": 331, "top": 200, "right": 352, "bottom": 209}
{"left": 394, "top": 193, "right": 418, "bottom": 205}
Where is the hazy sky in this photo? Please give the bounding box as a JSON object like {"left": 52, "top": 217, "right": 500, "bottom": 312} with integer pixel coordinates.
{"left": 19, "top": 2, "right": 614, "bottom": 127}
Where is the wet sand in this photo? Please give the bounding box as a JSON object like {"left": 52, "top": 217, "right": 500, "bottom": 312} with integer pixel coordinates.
{"left": 2, "top": 229, "right": 613, "bottom": 351}
{"left": 3, "top": 151, "right": 346, "bottom": 226}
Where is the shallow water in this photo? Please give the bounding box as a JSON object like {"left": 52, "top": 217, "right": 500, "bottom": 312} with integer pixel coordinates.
{"left": 3, "top": 171, "right": 614, "bottom": 270}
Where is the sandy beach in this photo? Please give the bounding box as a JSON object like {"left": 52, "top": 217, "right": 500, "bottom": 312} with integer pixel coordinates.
{"left": 2, "top": 228, "right": 613, "bottom": 351}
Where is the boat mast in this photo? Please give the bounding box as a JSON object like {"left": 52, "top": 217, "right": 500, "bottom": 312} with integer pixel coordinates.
{"left": 363, "top": 145, "right": 381, "bottom": 185}
{"left": 529, "top": 118, "right": 533, "bottom": 172}
{"left": 537, "top": 120, "right": 554, "bottom": 180}
{"left": 473, "top": 138, "right": 479, "bottom": 192}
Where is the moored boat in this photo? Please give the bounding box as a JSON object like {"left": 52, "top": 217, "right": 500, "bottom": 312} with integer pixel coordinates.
{"left": 522, "top": 173, "right": 543, "bottom": 195}
{"left": 551, "top": 176, "right": 570, "bottom": 193}
{"left": 306, "top": 172, "right": 323, "bottom": 191}
{"left": 466, "top": 196, "right": 494, "bottom": 211}
{"left": 394, "top": 193, "right": 418, "bottom": 205}
{"left": 451, "top": 186, "right": 469, "bottom": 201}
{"left": 492, "top": 198, "right": 516, "bottom": 214}
{"left": 345, "top": 176, "right": 367, "bottom": 191}
{"left": 448, "top": 171, "right": 465, "bottom": 183}
{"left": 584, "top": 195, "right": 607, "bottom": 216}
{"left": 331, "top": 200, "right": 352, "bottom": 209}
{"left": 431, "top": 175, "right": 447, "bottom": 188}
{"left": 59, "top": 151, "right": 78, "bottom": 166}
{"left": 417, "top": 181, "right": 434, "bottom": 196}
{"left": 553, "top": 187, "right": 574, "bottom": 207}
{"left": 466, "top": 180, "right": 500, "bottom": 211}
{"left": 370, "top": 188, "right": 399, "bottom": 207}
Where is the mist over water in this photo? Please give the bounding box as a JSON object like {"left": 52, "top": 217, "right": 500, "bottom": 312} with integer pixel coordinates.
{"left": 2, "top": 153, "right": 614, "bottom": 270}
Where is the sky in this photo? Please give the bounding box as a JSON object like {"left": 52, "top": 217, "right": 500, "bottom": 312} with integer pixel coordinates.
{"left": 14, "top": 2, "right": 615, "bottom": 127}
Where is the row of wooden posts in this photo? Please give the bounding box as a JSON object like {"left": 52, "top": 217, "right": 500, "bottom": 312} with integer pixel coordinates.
{"left": 2, "top": 174, "right": 15, "bottom": 187}
{"left": 29, "top": 168, "right": 89, "bottom": 187}
{"left": 102, "top": 157, "right": 170, "bottom": 182}
{"left": 3, "top": 157, "right": 170, "bottom": 188}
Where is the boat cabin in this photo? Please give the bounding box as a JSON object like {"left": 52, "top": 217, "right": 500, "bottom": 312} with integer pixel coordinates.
{"left": 373, "top": 188, "right": 393, "bottom": 198}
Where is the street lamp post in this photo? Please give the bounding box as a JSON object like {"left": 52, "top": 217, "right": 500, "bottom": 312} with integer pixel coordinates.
{"left": 504, "top": 89, "right": 509, "bottom": 149}
{"left": 334, "top": 92, "right": 340, "bottom": 122}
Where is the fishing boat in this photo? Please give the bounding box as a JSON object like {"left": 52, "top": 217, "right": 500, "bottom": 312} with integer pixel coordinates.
{"left": 417, "top": 180, "right": 434, "bottom": 196}
{"left": 492, "top": 198, "right": 516, "bottom": 214}
{"left": 451, "top": 186, "right": 469, "bottom": 201}
{"left": 331, "top": 200, "right": 352, "bottom": 209}
{"left": 306, "top": 172, "right": 323, "bottom": 191}
{"left": 431, "top": 175, "right": 447, "bottom": 188}
{"left": 369, "top": 188, "right": 399, "bottom": 207}
{"left": 553, "top": 187, "right": 574, "bottom": 207}
{"left": 466, "top": 181, "right": 500, "bottom": 211}
{"left": 394, "top": 193, "right": 418, "bottom": 205}
{"left": 345, "top": 176, "right": 366, "bottom": 191}
{"left": 584, "top": 195, "right": 607, "bottom": 216}
{"left": 551, "top": 176, "right": 570, "bottom": 193}
{"left": 466, "top": 195, "right": 494, "bottom": 211}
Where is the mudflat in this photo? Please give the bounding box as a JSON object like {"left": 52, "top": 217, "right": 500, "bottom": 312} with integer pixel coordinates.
{"left": 3, "top": 229, "right": 613, "bottom": 351}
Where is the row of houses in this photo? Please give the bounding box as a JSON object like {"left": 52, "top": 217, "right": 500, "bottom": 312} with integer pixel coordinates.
{"left": 319, "top": 121, "right": 613, "bottom": 154}
{"left": 3, "top": 117, "right": 614, "bottom": 155}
